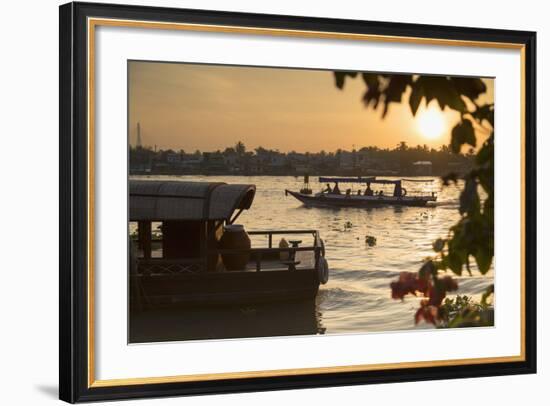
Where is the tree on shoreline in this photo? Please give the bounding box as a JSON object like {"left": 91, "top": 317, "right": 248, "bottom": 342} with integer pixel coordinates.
{"left": 334, "top": 71, "right": 494, "bottom": 327}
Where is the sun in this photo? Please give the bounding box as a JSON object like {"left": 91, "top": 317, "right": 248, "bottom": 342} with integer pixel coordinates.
{"left": 416, "top": 107, "right": 446, "bottom": 140}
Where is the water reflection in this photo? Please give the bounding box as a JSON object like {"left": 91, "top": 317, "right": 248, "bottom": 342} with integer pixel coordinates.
{"left": 129, "top": 300, "right": 324, "bottom": 343}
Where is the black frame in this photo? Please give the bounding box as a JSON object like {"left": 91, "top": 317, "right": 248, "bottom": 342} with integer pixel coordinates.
{"left": 59, "top": 1, "right": 537, "bottom": 403}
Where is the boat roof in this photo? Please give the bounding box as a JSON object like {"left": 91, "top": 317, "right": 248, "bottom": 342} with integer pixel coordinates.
{"left": 129, "top": 180, "right": 256, "bottom": 221}
{"left": 318, "top": 177, "right": 434, "bottom": 184}
{"left": 318, "top": 177, "right": 376, "bottom": 183}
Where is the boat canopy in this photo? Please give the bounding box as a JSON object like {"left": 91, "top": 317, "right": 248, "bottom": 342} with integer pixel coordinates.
{"left": 129, "top": 180, "right": 256, "bottom": 221}
{"left": 318, "top": 177, "right": 376, "bottom": 183}
{"left": 319, "top": 177, "right": 434, "bottom": 185}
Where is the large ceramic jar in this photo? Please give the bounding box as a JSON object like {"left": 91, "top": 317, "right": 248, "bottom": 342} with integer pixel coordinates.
{"left": 219, "top": 224, "right": 251, "bottom": 271}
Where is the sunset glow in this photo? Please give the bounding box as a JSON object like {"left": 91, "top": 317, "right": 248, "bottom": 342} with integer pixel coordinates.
{"left": 416, "top": 107, "right": 446, "bottom": 140}
{"left": 129, "top": 62, "right": 492, "bottom": 152}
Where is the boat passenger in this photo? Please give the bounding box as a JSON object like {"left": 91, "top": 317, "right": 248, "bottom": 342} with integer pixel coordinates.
{"left": 365, "top": 183, "right": 374, "bottom": 196}
{"left": 394, "top": 182, "right": 402, "bottom": 197}
{"left": 345, "top": 189, "right": 351, "bottom": 197}
{"left": 357, "top": 189, "right": 362, "bottom": 196}
{"left": 325, "top": 183, "right": 332, "bottom": 193}
{"left": 333, "top": 182, "right": 341, "bottom": 194}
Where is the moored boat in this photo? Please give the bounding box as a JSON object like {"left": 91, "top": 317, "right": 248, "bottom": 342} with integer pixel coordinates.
{"left": 129, "top": 179, "right": 329, "bottom": 309}
{"left": 285, "top": 176, "right": 437, "bottom": 208}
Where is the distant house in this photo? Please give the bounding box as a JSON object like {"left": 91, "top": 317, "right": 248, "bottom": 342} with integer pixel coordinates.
{"left": 223, "top": 152, "right": 239, "bottom": 167}
{"left": 166, "top": 152, "right": 182, "bottom": 164}
{"left": 247, "top": 156, "right": 263, "bottom": 174}
{"left": 339, "top": 151, "right": 356, "bottom": 170}
{"left": 223, "top": 152, "right": 242, "bottom": 173}
{"left": 294, "top": 164, "right": 311, "bottom": 175}
{"left": 266, "top": 154, "right": 287, "bottom": 174}
{"left": 180, "top": 155, "right": 202, "bottom": 171}
{"left": 412, "top": 161, "right": 433, "bottom": 176}
{"left": 355, "top": 150, "right": 371, "bottom": 169}
{"left": 202, "top": 152, "right": 227, "bottom": 172}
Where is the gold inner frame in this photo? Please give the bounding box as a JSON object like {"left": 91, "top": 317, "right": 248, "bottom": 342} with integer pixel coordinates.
{"left": 87, "top": 17, "right": 526, "bottom": 388}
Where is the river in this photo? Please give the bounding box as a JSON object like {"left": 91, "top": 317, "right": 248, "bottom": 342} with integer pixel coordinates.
{"left": 129, "top": 175, "right": 494, "bottom": 342}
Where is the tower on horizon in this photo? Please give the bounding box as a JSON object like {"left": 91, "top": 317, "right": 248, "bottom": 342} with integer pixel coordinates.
{"left": 136, "top": 122, "right": 142, "bottom": 148}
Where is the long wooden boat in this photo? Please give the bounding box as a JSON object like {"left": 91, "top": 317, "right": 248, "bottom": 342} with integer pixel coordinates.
{"left": 129, "top": 180, "right": 329, "bottom": 310}
{"left": 285, "top": 176, "right": 437, "bottom": 208}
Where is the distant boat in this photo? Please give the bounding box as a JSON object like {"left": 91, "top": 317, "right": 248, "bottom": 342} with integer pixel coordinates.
{"left": 285, "top": 176, "right": 437, "bottom": 208}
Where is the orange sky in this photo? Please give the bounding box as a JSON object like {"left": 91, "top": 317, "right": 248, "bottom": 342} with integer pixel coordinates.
{"left": 128, "top": 61, "right": 494, "bottom": 152}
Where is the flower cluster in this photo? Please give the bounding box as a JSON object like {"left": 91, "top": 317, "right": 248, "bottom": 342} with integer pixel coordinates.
{"left": 390, "top": 271, "right": 458, "bottom": 325}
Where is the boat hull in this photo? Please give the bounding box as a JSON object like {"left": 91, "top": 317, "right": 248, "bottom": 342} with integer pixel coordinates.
{"left": 132, "top": 268, "right": 320, "bottom": 308}
{"left": 285, "top": 190, "right": 435, "bottom": 208}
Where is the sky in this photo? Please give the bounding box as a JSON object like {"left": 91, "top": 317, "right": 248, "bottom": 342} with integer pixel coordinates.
{"left": 128, "top": 61, "right": 494, "bottom": 153}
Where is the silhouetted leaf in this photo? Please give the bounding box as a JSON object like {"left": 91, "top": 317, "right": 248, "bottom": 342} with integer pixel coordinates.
{"left": 361, "top": 73, "right": 379, "bottom": 88}
{"left": 451, "top": 77, "right": 487, "bottom": 101}
{"left": 451, "top": 119, "right": 476, "bottom": 153}
{"left": 459, "top": 178, "right": 480, "bottom": 215}
{"left": 415, "top": 76, "right": 466, "bottom": 114}
{"left": 476, "top": 133, "right": 493, "bottom": 165}
{"left": 446, "top": 251, "right": 463, "bottom": 276}
{"left": 442, "top": 172, "right": 459, "bottom": 186}
{"left": 363, "top": 87, "right": 382, "bottom": 109}
{"left": 334, "top": 71, "right": 358, "bottom": 90}
{"left": 419, "top": 260, "right": 436, "bottom": 279}
{"left": 433, "top": 238, "right": 445, "bottom": 252}
{"left": 474, "top": 246, "right": 492, "bottom": 274}
{"left": 481, "top": 284, "right": 494, "bottom": 305}
{"left": 472, "top": 104, "right": 495, "bottom": 127}
{"left": 409, "top": 80, "right": 424, "bottom": 116}
{"left": 382, "top": 75, "right": 413, "bottom": 118}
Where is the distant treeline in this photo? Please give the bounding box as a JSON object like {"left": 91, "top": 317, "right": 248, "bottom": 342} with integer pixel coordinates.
{"left": 129, "top": 141, "right": 474, "bottom": 176}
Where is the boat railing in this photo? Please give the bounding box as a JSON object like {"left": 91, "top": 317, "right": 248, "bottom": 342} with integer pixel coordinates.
{"left": 210, "top": 246, "right": 320, "bottom": 272}
{"left": 136, "top": 229, "right": 322, "bottom": 274}
{"left": 248, "top": 229, "right": 318, "bottom": 249}
{"left": 320, "top": 189, "right": 436, "bottom": 198}
{"left": 136, "top": 258, "right": 203, "bottom": 275}
{"left": 213, "top": 229, "right": 321, "bottom": 272}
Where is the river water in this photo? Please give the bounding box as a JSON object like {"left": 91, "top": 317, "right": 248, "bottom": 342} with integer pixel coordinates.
{"left": 129, "top": 175, "right": 494, "bottom": 342}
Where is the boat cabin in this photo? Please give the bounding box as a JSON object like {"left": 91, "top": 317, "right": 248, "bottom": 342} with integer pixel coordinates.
{"left": 129, "top": 180, "right": 328, "bottom": 309}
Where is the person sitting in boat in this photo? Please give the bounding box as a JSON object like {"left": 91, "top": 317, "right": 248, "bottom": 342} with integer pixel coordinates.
{"left": 333, "top": 182, "right": 341, "bottom": 194}
{"left": 392, "top": 182, "right": 407, "bottom": 198}
{"left": 378, "top": 190, "right": 384, "bottom": 197}
{"left": 324, "top": 183, "right": 332, "bottom": 193}
{"left": 345, "top": 188, "right": 351, "bottom": 197}
{"left": 365, "top": 183, "right": 374, "bottom": 196}
{"left": 357, "top": 189, "right": 362, "bottom": 196}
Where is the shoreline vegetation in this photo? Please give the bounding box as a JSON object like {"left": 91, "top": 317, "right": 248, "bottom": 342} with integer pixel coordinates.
{"left": 129, "top": 141, "right": 474, "bottom": 177}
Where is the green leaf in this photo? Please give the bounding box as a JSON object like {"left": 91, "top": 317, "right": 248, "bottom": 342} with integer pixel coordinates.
{"left": 474, "top": 246, "right": 493, "bottom": 274}
{"left": 419, "top": 260, "right": 436, "bottom": 279}
{"left": 459, "top": 178, "right": 480, "bottom": 215}
{"left": 433, "top": 238, "right": 445, "bottom": 252}
{"left": 447, "top": 251, "right": 463, "bottom": 276}
{"left": 481, "top": 284, "right": 494, "bottom": 305}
